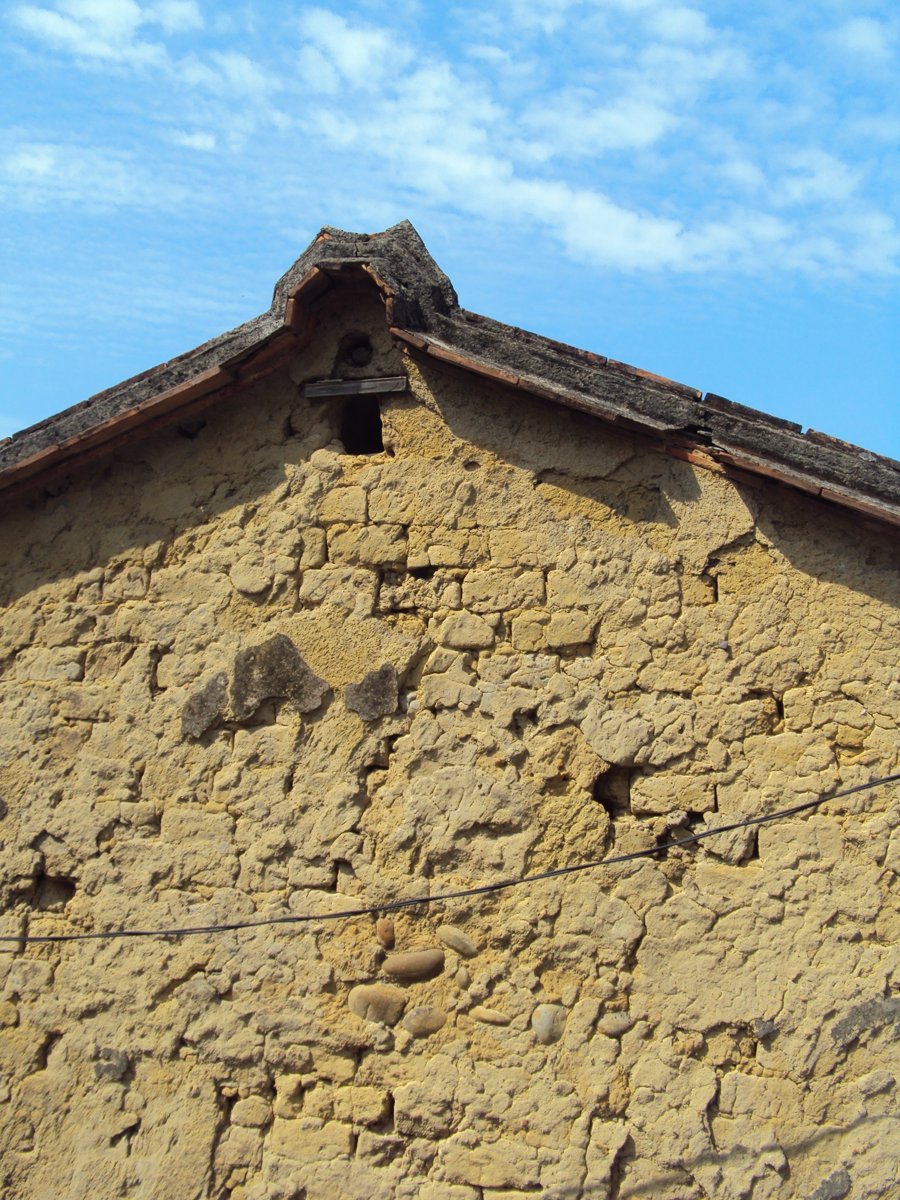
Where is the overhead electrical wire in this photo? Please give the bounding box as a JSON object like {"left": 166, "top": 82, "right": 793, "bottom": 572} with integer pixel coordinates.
{"left": 1, "top": 771, "right": 897, "bottom": 947}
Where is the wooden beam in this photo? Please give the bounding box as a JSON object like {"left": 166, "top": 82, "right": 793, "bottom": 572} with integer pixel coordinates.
{"left": 303, "top": 376, "right": 408, "bottom": 398}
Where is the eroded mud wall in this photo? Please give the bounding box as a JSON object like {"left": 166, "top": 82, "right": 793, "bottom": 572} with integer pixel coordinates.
{"left": 1, "top": 289, "right": 898, "bottom": 1200}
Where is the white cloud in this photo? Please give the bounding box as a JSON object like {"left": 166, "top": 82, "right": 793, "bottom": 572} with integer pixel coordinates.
{"left": 773, "top": 149, "right": 862, "bottom": 208}
{"left": 298, "top": 7, "right": 410, "bottom": 87}
{"left": 147, "top": 0, "right": 201, "bottom": 34}
{"left": 298, "top": 44, "right": 341, "bottom": 94}
{"left": 13, "top": 0, "right": 161, "bottom": 65}
{"left": 827, "top": 17, "right": 894, "bottom": 65}
{"left": 847, "top": 113, "right": 900, "bottom": 143}
{"left": 57, "top": 0, "right": 144, "bottom": 43}
{"left": 285, "top": 5, "right": 900, "bottom": 277}
{"left": 169, "top": 129, "right": 216, "bottom": 152}
{"left": 6, "top": 1, "right": 898, "bottom": 284}
{"left": 0, "top": 139, "right": 188, "bottom": 209}
{"left": 719, "top": 157, "right": 766, "bottom": 193}
{"left": 11, "top": 0, "right": 201, "bottom": 66}
{"left": 4, "top": 144, "right": 58, "bottom": 178}
{"left": 180, "top": 50, "right": 272, "bottom": 97}
{"left": 522, "top": 90, "right": 678, "bottom": 157}
{"left": 502, "top": 0, "right": 580, "bottom": 36}
{"left": 646, "top": 5, "right": 710, "bottom": 43}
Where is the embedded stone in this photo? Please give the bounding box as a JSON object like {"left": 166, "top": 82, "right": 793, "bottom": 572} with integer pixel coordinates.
{"left": 438, "top": 611, "right": 496, "bottom": 650}
{"left": 402, "top": 1005, "right": 447, "bottom": 1037}
{"left": 348, "top": 984, "right": 407, "bottom": 1026}
{"left": 382, "top": 948, "right": 444, "bottom": 980}
{"left": 231, "top": 634, "right": 330, "bottom": 720}
{"left": 470, "top": 1006, "right": 510, "bottom": 1026}
{"left": 441, "top": 1138, "right": 540, "bottom": 1189}
{"left": 228, "top": 559, "right": 271, "bottom": 596}
{"left": 93, "top": 1047, "right": 130, "bottom": 1081}
{"left": 531, "top": 1003, "right": 567, "bottom": 1045}
{"left": 597, "top": 1012, "right": 632, "bottom": 1038}
{"left": 333, "top": 1086, "right": 390, "bottom": 1126}
{"left": 631, "top": 774, "right": 716, "bottom": 816}
{"left": 344, "top": 663, "right": 399, "bottom": 721}
{"left": 437, "top": 924, "right": 478, "bottom": 958}
{"left": 545, "top": 610, "right": 594, "bottom": 648}
{"left": 231, "top": 1096, "right": 271, "bottom": 1128}
{"left": 181, "top": 671, "right": 228, "bottom": 738}
{"left": 376, "top": 917, "right": 395, "bottom": 949}
{"left": 581, "top": 705, "right": 653, "bottom": 766}
{"left": 857, "top": 1070, "right": 894, "bottom": 1097}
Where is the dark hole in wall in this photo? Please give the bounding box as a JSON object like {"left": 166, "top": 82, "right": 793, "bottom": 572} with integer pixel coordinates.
{"left": 33, "top": 872, "right": 76, "bottom": 910}
{"left": 340, "top": 396, "right": 384, "bottom": 455}
{"left": 541, "top": 772, "right": 571, "bottom": 796}
{"left": 37, "top": 1033, "right": 63, "bottom": 1071}
{"left": 177, "top": 418, "right": 206, "bottom": 439}
{"left": 593, "top": 768, "right": 631, "bottom": 819}
{"left": 409, "top": 565, "right": 438, "bottom": 581}
{"left": 343, "top": 335, "right": 374, "bottom": 367}
{"left": 512, "top": 707, "right": 538, "bottom": 737}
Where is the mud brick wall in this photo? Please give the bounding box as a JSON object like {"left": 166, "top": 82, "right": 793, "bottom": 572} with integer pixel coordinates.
{"left": 1, "top": 288, "right": 898, "bottom": 1200}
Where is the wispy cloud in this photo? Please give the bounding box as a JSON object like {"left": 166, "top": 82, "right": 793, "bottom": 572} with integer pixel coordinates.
{"left": 0, "top": 136, "right": 192, "bottom": 210}
{"left": 298, "top": 7, "right": 410, "bottom": 89}
{"left": 827, "top": 16, "right": 895, "bottom": 65}
{"left": 287, "top": 5, "right": 898, "bottom": 277}
{"left": 5, "top": 0, "right": 899, "bottom": 280}
{"left": 168, "top": 128, "right": 216, "bottom": 152}
{"left": 10, "top": 0, "right": 201, "bottom": 67}
{"left": 180, "top": 49, "right": 272, "bottom": 96}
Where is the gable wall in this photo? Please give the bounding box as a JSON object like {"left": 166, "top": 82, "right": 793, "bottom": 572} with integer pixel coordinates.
{"left": 1, "top": 288, "right": 898, "bottom": 1200}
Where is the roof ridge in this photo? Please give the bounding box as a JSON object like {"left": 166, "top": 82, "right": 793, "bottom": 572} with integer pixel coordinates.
{"left": 1, "top": 222, "right": 897, "bottom": 526}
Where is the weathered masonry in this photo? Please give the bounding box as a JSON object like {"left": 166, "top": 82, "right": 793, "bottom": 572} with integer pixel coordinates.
{"left": 0, "top": 222, "right": 898, "bottom": 1200}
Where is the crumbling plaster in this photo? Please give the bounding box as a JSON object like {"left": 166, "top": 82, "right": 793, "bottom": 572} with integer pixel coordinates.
{"left": 0, "top": 287, "right": 898, "bottom": 1200}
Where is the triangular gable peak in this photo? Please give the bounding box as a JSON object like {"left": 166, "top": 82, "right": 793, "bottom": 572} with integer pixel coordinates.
{"left": 1, "top": 220, "right": 898, "bottom": 526}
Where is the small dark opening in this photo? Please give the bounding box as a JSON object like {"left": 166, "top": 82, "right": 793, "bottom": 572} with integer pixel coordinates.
{"left": 340, "top": 396, "right": 383, "bottom": 455}
{"left": 33, "top": 872, "right": 76, "bottom": 910}
{"left": 343, "top": 335, "right": 373, "bottom": 367}
{"left": 409, "top": 565, "right": 438, "bottom": 581}
{"left": 512, "top": 707, "right": 538, "bottom": 737}
{"left": 593, "top": 768, "right": 631, "bottom": 819}
{"left": 177, "top": 418, "right": 206, "bottom": 439}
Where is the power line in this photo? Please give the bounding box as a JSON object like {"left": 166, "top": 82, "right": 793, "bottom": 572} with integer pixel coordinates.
{"left": 1, "top": 771, "right": 897, "bottom": 947}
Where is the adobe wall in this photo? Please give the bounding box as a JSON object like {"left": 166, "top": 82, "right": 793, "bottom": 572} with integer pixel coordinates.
{"left": 1, "top": 288, "right": 898, "bottom": 1200}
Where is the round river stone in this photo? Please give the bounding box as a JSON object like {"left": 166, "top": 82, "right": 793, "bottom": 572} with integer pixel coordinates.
{"left": 532, "top": 1003, "right": 567, "bottom": 1044}
{"left": 437, "top": 924, "right": 479, "bottom": 958}
{"left": 470, "top": 1006, "right": 510, "bottom": 1026}
{"left": 348, "top": 984, "right": 407, "bottom": 1026}
{"left": 402, "top": 1005, "right": 447, "bottom": 1037}
{"left": 382, "top": 948, "right": 444, "bottom": 980}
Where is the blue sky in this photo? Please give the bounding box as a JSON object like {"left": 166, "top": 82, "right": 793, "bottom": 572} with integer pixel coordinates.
{"left": 2, "top": 0, "right": 898, "bottom": 457}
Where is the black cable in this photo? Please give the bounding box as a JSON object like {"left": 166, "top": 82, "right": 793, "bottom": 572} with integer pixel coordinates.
{"left": 2, "top": 771, "right": 897, "bottom": 947}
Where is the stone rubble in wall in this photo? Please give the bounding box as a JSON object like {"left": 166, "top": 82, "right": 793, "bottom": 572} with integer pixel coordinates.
{"left": 0, "top": 313, "right": 898, "bottom": 1200}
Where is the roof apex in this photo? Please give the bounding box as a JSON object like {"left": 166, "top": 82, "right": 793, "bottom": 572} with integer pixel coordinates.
{"left": 272, "top": 220, "right": 458, "bottom": 327}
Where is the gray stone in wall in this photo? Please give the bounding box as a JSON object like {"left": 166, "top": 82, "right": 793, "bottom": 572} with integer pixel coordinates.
{"left": 344, "top": 663, "right": 399, "bottom": 721}
{"left": 181, "top": 672, "right": 228, "bottom": 738}
{"left": 231, "top": 634, "right": 330, "bottom": 721}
